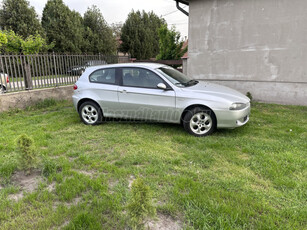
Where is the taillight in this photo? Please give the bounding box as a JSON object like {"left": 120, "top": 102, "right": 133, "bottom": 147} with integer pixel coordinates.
{"left": 6, "top": 76, "right": 9, "bottom": 83}
{"left": 73, "top": 84, "right": 78, "bottom": 90}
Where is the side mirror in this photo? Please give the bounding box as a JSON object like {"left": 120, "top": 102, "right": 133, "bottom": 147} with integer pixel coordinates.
{"left": 157, "top": 83, "right": 167, "bottom": 90}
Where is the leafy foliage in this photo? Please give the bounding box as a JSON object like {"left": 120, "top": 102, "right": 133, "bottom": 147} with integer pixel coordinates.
{"left": 111, "top": 23, "right": 122, "bottom": 38}
{"left": 16, "top": 134, "right": 37, "bottom": 173}
{"left": 83, "top": 5, "right": 117, "bottom": 54}
{"left": 0, "top": 1, "right": 121, "bottom": 54}
{"left": 22, "top": 34, "right": 54, "bottom": 54}
{"left": 1, "top": 30, "right": 22, "bottom": 53}
{"left": 42, "top": 0, "right": 84, "bottom": 53}
{"left": 0, "top": 32, "right": 8, "bottom": 48}
{"left": 127, "top": 178, "right": 156, "bottom": 228}
{"left": 0, "top": 30, "right": 53, "bottom": 54}
{"left": 157, "top": 24, "right": 187, "bottom": 60}
{"left": 120, "top": 10, "right": 165, "bottom": 59}
{"left": 246, "top": 92, "right": 253, "bottom": 101}
{"left": 0, "top": 0, "right": 43, "bottom": 38}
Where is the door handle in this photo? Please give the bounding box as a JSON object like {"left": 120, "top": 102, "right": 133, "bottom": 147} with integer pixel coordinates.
{"left": 120, "top": 89, "right": 127, "bottom": 93}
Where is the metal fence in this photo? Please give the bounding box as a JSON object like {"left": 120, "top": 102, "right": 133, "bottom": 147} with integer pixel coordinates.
{"left": 0, "top": 54, "right": 130, "bottom": 93}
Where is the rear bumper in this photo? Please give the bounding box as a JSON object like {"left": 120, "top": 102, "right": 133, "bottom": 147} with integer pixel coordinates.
{"left": 215, "top": 104, "right": 251, "bottom": 128}
{"left": 72, "top": 94, "right": 79, "bottom": 112}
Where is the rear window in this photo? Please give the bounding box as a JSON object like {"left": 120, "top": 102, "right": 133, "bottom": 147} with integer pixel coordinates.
{"left": 89, "top": 68, "right": 116, "bottom": 84}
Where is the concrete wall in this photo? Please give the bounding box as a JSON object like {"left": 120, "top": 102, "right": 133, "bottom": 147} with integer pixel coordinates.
{"left": 0, "top": 86, "right": 73, "bottom": 113}
{"left": 188, "top": 0, "right": 307, "bottom": 105}
{"left": 182, "top": 58, "right": 188, "bottom": 75}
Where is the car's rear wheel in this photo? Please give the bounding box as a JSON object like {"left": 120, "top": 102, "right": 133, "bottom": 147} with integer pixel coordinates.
{"left": 183, "top": 107, "right": 216, "bottom": 137}
{"left": 79, "top": 101, "right": 102, "bottom": 125}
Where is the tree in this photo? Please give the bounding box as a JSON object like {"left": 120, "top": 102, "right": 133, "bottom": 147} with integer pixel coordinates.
{"left": 1, "top": 30, "right": 23, "bottom": 54}
{"left": 0, "top": 32, "right": 8, "bottom": 48}
{"left": 120, "top": 10, "right": 165, "bottom": 59}
{"left": 83, "top": 5, "right": 116, "bottom": 54}
{"left": 0, "top": 0, "right": 43, "bottom": 38}
{"left": 42, "top": 0, "right": 84, "bottom": 53}
{"left": 157, "top": 24, "right": 186, "bottom": 60}
{"left": 0, "top": 30, "right": 53, "bottom": 54}
{"left": 111, "top": 23, "right": 122, "bottom": 38}
{"left": 0, "top": 30, "right": 53, "bottom": 89}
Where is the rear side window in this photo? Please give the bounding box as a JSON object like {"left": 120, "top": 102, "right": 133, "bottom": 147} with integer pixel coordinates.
{"left": 89, "top": 68, "right": 116, "bottom": 84}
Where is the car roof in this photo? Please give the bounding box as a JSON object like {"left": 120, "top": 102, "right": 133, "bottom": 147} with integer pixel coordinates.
{"left": 86, "top": 62, "right": 166, "bottom": 72}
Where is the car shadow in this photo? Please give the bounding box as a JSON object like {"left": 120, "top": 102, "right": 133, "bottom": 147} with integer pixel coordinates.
{"left": 73, "top": 116, "right": 248, "bottom": 137}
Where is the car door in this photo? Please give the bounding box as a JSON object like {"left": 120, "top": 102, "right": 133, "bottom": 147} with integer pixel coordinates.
{"left": 88, "top": 67, "right": 121, "bottom": 117}
{"left": 117, "top": 67, "right": 176, "bottom": 122}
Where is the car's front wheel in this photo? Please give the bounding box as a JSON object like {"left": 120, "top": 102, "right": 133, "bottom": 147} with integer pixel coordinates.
{"left": 183, "top": 107, "right": 216, "bottom": 137}
{"left": 79, "top": 101, "right": 102, "bottom": 125}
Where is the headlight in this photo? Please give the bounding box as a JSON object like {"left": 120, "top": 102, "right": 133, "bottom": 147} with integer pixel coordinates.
{"left": 229, "top": 102, "right": 247, "bottom": 110}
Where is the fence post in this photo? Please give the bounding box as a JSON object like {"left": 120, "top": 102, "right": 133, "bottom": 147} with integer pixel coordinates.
{"left": 24, "top": 55, "right": 33, "bottom": 90}
{"left": 53, "top": 52, "right": 58, "bottom": 86}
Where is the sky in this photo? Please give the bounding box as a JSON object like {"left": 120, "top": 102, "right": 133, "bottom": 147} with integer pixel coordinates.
{"left": 28, "top": 0, "right": 189, "bottom": 39}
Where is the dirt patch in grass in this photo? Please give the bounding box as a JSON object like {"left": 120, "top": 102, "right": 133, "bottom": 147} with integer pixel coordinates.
{"left": 59, "top": 220, "right": 70, "bottom": 229}
{"left": 53, "top": 197, "right": 82, "bottom": 210}
{"left": 73, "top": 169, "right": 97, "bottom": 179}
{"left": 8, "top": 193, "right": 24, "bottom": 202}
{"left": 238, "top": 153, "right": 250, "bottom": 160}
{"left": 145, "top": 213, "right": 182, "bottom": 230}
{"left": 51, "top": 220, "right": 70, "bottom": 230}
{"left": 109, "top": 179, "right": 118, "bottom": 188}
{"left": 47, "top": 182, "right": 56, "bottom": 192}
{"left": 128, "top": 175, "right": 135, "bottom": 189}
{"left": 8, "top": 170, "right": 42, "bottom": 202}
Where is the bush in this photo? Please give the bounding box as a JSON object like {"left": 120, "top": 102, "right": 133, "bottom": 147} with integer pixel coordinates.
{"left": 127, "top": 178, "right": 156, "bottom": 229}
{"left": 16, "top": 134, "right": 37, "bottom": 174}
{"left": 246, "top": 92, "right": 253, "bottom": 101}
{"left": 0, "top": 30, "right": 53, "bottom": 54}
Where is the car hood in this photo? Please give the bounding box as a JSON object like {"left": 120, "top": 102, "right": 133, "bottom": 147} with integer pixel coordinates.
{"left": 181, "top": 81, "right": 250, "bottom": 103}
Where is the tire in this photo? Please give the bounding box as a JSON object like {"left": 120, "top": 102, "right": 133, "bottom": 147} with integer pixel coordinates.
{"left": 78, "top": 101, "right": 103, "bottom": 125}
{"left": 183, "top": 107, "right": 216, "bottom": 137}
{"left": 0, "top": 85, "right": 6, "bottom": 94}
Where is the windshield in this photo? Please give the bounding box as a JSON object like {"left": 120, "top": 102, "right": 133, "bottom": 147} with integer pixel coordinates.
{"left": 156, "top": 66, "right": 198, "bottom": 87}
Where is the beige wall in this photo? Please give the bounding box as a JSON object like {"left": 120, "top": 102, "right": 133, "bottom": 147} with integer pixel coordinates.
{"left": 188, "top": 0, "right": 307, "bottom": 105}
{"left": 0, "top": 86, "right": 73, "bottom": 113}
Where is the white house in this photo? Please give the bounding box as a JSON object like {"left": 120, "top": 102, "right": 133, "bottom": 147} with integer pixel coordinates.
{"left": 176, "top": 0, "right": 307, "bottom": 105}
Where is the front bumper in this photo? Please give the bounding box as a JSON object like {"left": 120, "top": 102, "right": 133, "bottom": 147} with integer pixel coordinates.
{"left": 215, "top": 103, "right": 251, "bottom": 128}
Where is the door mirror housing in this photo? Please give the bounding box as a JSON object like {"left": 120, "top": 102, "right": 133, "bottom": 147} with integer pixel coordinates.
{"left": 157, "top": 83, "right": 167, "bottom": 90}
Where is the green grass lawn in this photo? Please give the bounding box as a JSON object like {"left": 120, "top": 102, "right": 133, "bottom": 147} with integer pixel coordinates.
{"left": 0, "top": 100, "right": 306, "bottom": 229}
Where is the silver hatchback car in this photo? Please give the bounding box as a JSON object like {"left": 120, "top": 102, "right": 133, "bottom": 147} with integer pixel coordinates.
{"left": 72, "top": 63, "right": 250, "bottom": 137}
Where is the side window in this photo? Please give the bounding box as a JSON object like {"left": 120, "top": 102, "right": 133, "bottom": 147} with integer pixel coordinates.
{"left": 89, "top": 68, "right": 116, "bottom": 84}
{"left": 122, "top": 68, "right": 163, "bottom": 88}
